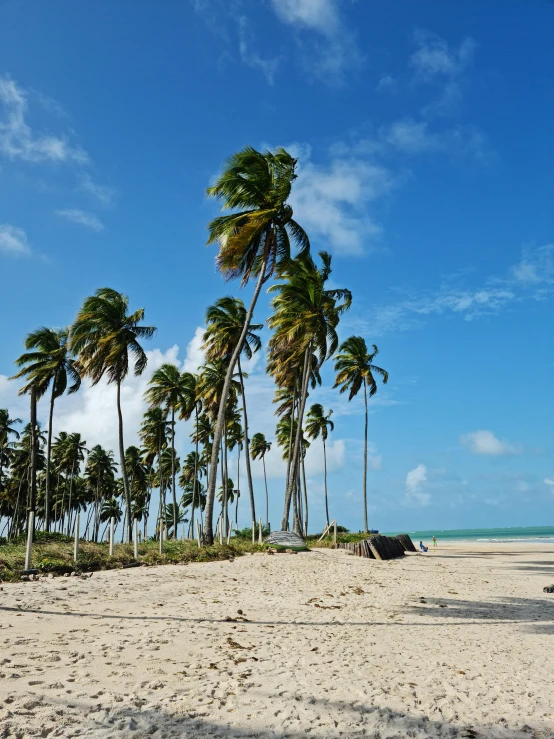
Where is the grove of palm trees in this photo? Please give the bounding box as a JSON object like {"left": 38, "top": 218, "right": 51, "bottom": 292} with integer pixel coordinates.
{"left": 0, "top": 147, "right": 388, "bottom": 567}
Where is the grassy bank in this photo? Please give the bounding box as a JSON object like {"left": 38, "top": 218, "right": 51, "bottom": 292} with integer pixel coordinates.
{"left": 0, "top": 533, "right": 264, "bottom": 582}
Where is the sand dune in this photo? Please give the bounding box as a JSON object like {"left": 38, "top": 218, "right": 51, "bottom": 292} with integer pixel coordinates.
{"left": 1, "top": 545, "right": 553, "bottom": 737}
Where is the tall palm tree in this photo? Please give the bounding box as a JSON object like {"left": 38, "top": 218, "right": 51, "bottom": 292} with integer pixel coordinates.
{"left": 305, "top": 404, "right": 334, "bottom": 527}
{"left": 250, "top": 432, "right": 271, "bottom": 527}
{"left": 70, "top": 288, "right": 156, "bottom": 541}
{"left": 203, "top": 146, "right": 309, "bottom": 544}
{"left": 203, "top": 296, "right": 262, "bottom": 534}
{"left": 268, "top": 251, "right": 351, "bottom": 532}
{"left": 11, "top": 327, "right": 81, "bottom": 531}
{"left": 0, "top": 409, "right": 21, "bottom": 493}
{"left": 333, "top": 338, "right": 388, "bottom": 534}
{"left": 144, "top": 363, "right": 187, "bottom": 537}
{"left": 177, "top": 373, "right": 201, "bottom": 536}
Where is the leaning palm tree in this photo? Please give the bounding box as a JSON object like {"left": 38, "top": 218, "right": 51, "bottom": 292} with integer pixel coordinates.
{"left": 144, "top": 364, "right": 187, "bottom": 537}
{"left": 11, "top": 327, "right": 81, "bottom": 531}
{"left": 203, "top": 146, "right": 309, "bottom": 544}
{"left": 203, "top": 296, "right": 262, "bottom": 537}
{"left": 268, "top": 251, "right": 351, "bottom": 532}
{"left": 250, "top": 432, "right": 271, "bottom": 527}
{"left": 305, "top": 404, "right": 334, "bottom": 527}
{"left": 333, "top": 338, "right": 388, "bottom": 534}
{"left": 70, "top": 288, "right": 156, "bottom": 541}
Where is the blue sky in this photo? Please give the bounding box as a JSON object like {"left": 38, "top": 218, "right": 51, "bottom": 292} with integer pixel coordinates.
{"left": 1, "top": 0, "right": 552, "bottom": 534}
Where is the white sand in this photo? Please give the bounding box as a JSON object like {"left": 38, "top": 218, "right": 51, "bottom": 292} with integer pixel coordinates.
{"left": 1, "top": 545, "right": 553, "bottom": 738}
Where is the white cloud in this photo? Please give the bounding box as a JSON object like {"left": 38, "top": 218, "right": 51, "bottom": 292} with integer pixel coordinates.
{"left": 290, "top": 149, "right": 395, "bottom": 255}
{"left": 270, "top": 0, "right": 339, "bottom": 34}
{"left": 0, "top": 224, "right": 31, "bottom": 256}
{"left": 78, "top": 173, "right": 117, "bottom": 207}
{"left": 182, "top": 327, "right": 206, "bottom": 374}
{"left": 380, "top": 118, "right": 487, "bottom": 158}
{"left": 55, "top": 209, "right": 104, "bottom": 232}
{"left": 411, "top": 31, "right": 475, "bottom": 79}
{"left": 511, "top": 244, "right": 554, "bottom": 285}
{"left": 269, "top": 0, "right": 361, "bottom": 84}
{"left": 0, "top": 75, "right": 88, "bottom": 165}
{"left": 460, "top": 430, "right": 519, "bottom": 457}
{"left": 405, "top": 463, "right": 430, "bottom": 505}
{"left": 545, "top": 478, "right": 554, "bottom": 490}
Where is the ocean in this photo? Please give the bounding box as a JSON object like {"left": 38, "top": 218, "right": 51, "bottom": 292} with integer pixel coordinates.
{"left": 383, "top": 526, "right": 554, "bottom": 544}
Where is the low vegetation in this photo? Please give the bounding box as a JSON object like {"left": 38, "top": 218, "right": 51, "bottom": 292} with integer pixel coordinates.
{"left": 0, "top": 532, "right": 263, "bottom": 583}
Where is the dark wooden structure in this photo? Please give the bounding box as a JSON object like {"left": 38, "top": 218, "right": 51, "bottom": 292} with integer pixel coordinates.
{"left": 338, "top": 533, "right": 416, "bottom": 560}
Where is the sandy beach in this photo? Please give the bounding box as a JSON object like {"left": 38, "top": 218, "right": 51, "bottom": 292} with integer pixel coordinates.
{"left": 1, "top": 544, "right": 553, "bottom": 738}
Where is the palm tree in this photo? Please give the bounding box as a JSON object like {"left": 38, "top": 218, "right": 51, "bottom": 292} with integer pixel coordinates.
{"left": 145, "top": 364, "right": 187, "bottom": 537}
{"left": 85, "top": 445, "right": 117, "bottom": 541}
{"left": 70, "top": 288, "right": 156, "bottom": 541}
{"left": 333, "top": 338, "right": 388, "bottom": 534}
{"left": 203, "top": 146, "right": 309, "bottom": 544}
{"left": 11, "top": 327, "right": 81, "bottom": 532}
{"left": 0, "top": 409, "right": 21, "bottom": 493}
{"left": 139, "top": 407, "right": 170, "bottom": 548}
{"left": 305, "top": 404, "right": 334, "bottom": 527}
{"left": 203, "top": 296, "right": 262, "bottom": 535}
{"left": 177, "top": 373, "right": 202, "bottom": 537}
{"left": 268, "top": 251, "right": 351, "bottom": 532}
{"left": 250, "top": 432, "right": 271, "bottom": 527}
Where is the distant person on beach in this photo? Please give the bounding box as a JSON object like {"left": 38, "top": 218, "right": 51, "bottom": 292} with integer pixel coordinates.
{"left": 432, "top": 536, "right": 437, "bottom": 549}
{"left": 419, "top": 541, "right": 428, "bottom": 552}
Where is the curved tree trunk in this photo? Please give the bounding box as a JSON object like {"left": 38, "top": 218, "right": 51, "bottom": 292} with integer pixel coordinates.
{"left": 282, "top": 344, "right": 311, "bottom": 530}
{"left": 44, "top": 379, "right": 57, "bottom": 533}
{"left": 323, "top": 436, "right": 329, "bottom": 527}
{"left": 237, "top": 355, "right": 256, "bottom": 533}
{"left": 191, "top": 406, "right": 199, "bottom": 537}
{"left": 363, "top": 378, "right": 368, "bottom": 534}
{"left": 301, "top": 454, "right": 308, "bottom": 536}
{"left": 171, "top": 407, "right": 177, "bottom": 538}
{"left": 203, "top": 255, "right": 268, "bottom": 544}
{"left": 116, "top": 380, "right": 132, "bottom": 542}
{"left": 262, "top": 456, "right": 269, "bottom": 527}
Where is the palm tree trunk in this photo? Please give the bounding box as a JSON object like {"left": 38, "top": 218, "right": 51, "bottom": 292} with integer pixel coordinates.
{"left": 284, "top": 375, "right": 297, "bottom": 492}
{"left": 116, "top": 379, "right": 132, "bottom": 542}
{"left": 203, "top": 255, "right": 268, "bottom": 544}
{"left": 323, "top": 437, "right": 329, "bottom": 527}
{"left": 44, "top": 379, "right": 56, "bottom": 533}
{"left": 301, "top": 454, "right": 308, "bottom": 536}
{"left": 235, "top": 444, "right": 240, "bottom": 527}
{"left": 66, "top": 462, "right": 76, "bottom": 536}
{"left": 191, "top": 407, "right": 199, "bottom": 537}
{"left": 282, "top": 344, "right": 311, "bottom": 530}
{"left": 363, "top": 378, "right": 368, "bottom": 534}
{"left": 28, "top": 387, "right": 38, "bottom": 545}
{"left": 262, "top": 456, "right": 269, "bottom": 527}
{"left": 237, "top": 355, "right": 256, "bottom": 532}
{"left": 171, "top": 407, "right": 177, "bottom": 538}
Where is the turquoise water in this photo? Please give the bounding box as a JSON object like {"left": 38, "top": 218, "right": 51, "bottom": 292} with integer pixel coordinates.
{"left": 383, "top": 526, "right": 554, "bottom": 544}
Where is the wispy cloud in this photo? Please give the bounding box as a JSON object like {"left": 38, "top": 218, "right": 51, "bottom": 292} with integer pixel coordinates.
{"left": 0, "top": 75, "right": 88, "bottom": 165}
{"left": 55, "top": 209, "right": 104, "bottom": 232}
{"left": 411, "top": 30, "right": 475, "bottom": 80}
{"left": 269, "top": 0, "right": 361, "bottom": 85}
{"left": 353, "top": 244, "right": 554, "bottom": 335}
{"left": 0, "top": 224, "right": 31, "bottom": 256}
{"left": 376, "top": 74, "right": 397, "bottom": 93}
{"left": 460, "top": 430, "right": 520, "bottom": 457}
{"left": 78, "top": 173, "right": 117, "bottom": 207}
{"left": 237, "top": 16, "right": 281, "bottom": 84}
